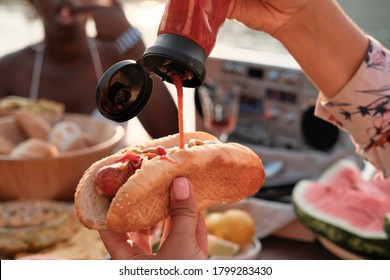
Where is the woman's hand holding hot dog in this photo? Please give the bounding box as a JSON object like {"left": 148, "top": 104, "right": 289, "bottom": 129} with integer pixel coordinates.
{"left": 74, "top": 132, "right": 263, "bottom": 260}
{"left": 99, "top": 178, "right": 208, "bottom": 260}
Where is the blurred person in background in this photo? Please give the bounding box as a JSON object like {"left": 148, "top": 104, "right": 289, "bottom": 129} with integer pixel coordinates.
{"left": 0, "top": 0, "right": 179, "bottom": 140}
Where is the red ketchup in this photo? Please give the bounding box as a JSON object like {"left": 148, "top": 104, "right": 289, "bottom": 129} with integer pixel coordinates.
{"left": 95, "top": 147, "right": 169, "bottom": 198}
{"left": 158, "top": 0, "right": 231, "bottom": 56}
{"left": 172, "top": 74, "right": 185, "bottom": 149}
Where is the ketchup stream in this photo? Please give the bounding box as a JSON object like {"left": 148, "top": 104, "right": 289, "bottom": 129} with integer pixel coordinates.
{"left": 172, "top": 74, "right": 185, "bottom": 149}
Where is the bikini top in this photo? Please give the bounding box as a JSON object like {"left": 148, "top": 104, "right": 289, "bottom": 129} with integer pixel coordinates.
{"left": 29, "top": 39, "right": 103, "bottom": 100}
{"left": 29, "top": 39, "right": 128, "bottom": 144}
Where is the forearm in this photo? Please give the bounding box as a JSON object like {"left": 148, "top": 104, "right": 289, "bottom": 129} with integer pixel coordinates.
{"left": 314, "top": 38, "right": 390, "bottom": 177}
{"left": 273, "top": 0, "right": 369, "bottom": 98}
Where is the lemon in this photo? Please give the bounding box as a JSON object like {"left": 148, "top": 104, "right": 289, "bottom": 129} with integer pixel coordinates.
{"left": 213, "top": 209, "right": 255, "bottom": 246}
{"left": 205, "top": 212, "right": 223, "bottom": 235}
{"left": 207, "top": 234, "right": 240, "bottom": 257}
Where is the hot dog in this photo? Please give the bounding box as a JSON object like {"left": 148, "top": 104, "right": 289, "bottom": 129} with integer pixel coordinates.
{"left": 74, "top": 131, "right": 265, "bottom": 233}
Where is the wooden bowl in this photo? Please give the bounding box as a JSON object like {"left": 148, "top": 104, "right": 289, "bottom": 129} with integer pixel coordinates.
{"left": 0, "top": 114, "right": 125, "bottom": 201}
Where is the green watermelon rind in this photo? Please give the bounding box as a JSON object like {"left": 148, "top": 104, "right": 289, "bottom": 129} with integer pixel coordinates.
{"left": 293, "top": 177, "right": 388, "bottom": 239}
{"left": 294, "top": 203, "right": 390, "bottom": 259}
{"left": 292, "top": 159, "right": 390, "bottom": 259}
{"left": 385, "top": 213, "right": 390, "bottom": 241}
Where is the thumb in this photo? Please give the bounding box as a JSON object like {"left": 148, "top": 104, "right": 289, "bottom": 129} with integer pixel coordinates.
{"left": 167, "top": 177, "right": 199, "bottom": 236}
{"left": 158, "top": 177, "right": 208, "bottom": 259}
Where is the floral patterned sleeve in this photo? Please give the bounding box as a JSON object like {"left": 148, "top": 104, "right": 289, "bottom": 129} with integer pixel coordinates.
{"left": 315, "top": 37, "right": 390, "bottom": 178}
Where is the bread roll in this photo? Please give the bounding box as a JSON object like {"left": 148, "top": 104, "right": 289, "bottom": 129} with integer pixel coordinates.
{"left": 10, "top": 138, "right": 59, "bottom": 159}
{"left": 65, "top": 132, "right": 95, "bottom": 151}
{"left": 13, "top": 111, "right": 52, "bottom": 140}
{"left": 0, "top": 95, "right": 64, "bottom": 124}
{"left": 49, "top": 120, "right": 93, "bottom": 152}
{"left": 0, "top": 134, "right": 15, "bottom": 155}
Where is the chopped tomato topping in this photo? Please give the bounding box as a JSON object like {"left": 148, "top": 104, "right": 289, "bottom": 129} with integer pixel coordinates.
{"left": 116, "top": 152, "right": 141, "bottom": 163}
{"left": 156, "top": 146, "right": 167, "bottom": 156}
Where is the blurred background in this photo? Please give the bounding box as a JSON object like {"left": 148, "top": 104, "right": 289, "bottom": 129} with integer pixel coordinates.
{"left": 1, "top": 0, "right": 389, "bottom": 131}
{"left": 1, "top": 0, "right": 389, "bottom": 56}
{"left": 0, "top": 0, "right": 389, "bottom": 143}
{"left": 1, "top": 0, "right": 389, "bottom": 183}
{"left": 1, "top": 0, "right": 389, "bottom": 157}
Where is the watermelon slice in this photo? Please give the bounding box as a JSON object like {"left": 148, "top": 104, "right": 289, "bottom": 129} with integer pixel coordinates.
{"left": 292, "top": 159, "right": 390, "bottom": 259}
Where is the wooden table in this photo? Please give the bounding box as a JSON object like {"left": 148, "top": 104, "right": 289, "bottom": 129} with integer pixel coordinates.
{"left": 258, "top": 236, "right": 339, "bottom": 260}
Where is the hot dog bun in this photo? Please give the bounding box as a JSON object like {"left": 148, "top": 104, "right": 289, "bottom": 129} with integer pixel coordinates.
{"left": 74, "top": 131, "right": 265, "bottom": 233}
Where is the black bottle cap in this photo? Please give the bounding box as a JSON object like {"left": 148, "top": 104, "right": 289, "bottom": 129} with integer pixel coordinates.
{"left": 139, "top": 33, "right": 207, "bottom": 88}
{"left": 95, "top": 60, "right": 153, "bottom": 122}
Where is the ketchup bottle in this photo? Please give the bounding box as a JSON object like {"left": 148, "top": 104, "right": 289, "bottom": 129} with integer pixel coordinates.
{"left": 140, "top": 0, "right": 231, "bottom": 87}
{"left": 96, "top": 0, "right": 231, "bottom": 122}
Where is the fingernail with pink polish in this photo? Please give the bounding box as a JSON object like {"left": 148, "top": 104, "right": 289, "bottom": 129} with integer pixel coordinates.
{"left": 173, "top": 177, "right": 190, "bottom": 200}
